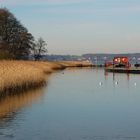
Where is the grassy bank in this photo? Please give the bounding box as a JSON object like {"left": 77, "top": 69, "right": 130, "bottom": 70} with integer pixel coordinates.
{"left": 0, "top": 60, "right": 93, "bottom": 96}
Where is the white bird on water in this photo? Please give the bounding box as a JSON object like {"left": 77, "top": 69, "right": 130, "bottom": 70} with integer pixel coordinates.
{"left": 99, "top": 82, "right": 103, "bottom": 86}
{"left": 115, "top": 81, "right": 118, "bottom": 85}
{"left": 134, "top": 82, "right": 137, "bottom": 86}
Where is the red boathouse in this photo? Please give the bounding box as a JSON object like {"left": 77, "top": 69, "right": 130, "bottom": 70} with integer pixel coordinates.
{"left": 113, "top": 57, "right": 129, "bottom": 67}
{"left": 105, "top": 57, "right": 130, "bottom": 68}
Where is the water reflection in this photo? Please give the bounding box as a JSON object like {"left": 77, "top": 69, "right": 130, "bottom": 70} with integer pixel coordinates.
{"left": 0, "top": 68, "right": 140, "bottom": 140}
{"left": 0, "top": 88, "right": 44, "bottom": 121}
{"left": 104, "top": 71, "right": 130, "bottom": 81}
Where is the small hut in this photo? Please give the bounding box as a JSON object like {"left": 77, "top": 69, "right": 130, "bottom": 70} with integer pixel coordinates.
{"left": 113, "top": 57, "right": 129, "bottom": 68}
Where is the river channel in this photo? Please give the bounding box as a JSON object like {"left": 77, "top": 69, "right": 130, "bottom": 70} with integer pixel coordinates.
{"left": 0, "top": 68, "right": 140, "bottom": 140}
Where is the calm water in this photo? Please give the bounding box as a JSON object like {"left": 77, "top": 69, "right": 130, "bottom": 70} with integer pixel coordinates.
{"left": 0, "top": 68, "right": 140, "bottom": 140}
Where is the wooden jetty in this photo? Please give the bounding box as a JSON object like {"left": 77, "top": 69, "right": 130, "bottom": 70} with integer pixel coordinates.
{"left": 105, "top": 66, "right": 140, "bottom": 74}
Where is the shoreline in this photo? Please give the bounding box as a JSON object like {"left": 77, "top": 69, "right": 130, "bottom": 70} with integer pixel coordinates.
{"left": 0, "top": 60, "right": 94, "bottom": 97}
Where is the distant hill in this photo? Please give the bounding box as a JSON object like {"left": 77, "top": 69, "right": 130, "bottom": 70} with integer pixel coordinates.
{"left": 82, "top": 53, "right": 140, "bottom": 59}
{"left": 41, "top": 54, "right": 86, "bottom": 61}
{"left": 82, "top": 53, "right": 140, "bottom": 65}
{"left": 29, "top": 53, "right": 140, "bottom": 65}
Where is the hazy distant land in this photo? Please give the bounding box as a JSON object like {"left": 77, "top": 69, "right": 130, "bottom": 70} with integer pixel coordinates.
{"left": 36, "top": 53, "right": 140, "bottom": 65}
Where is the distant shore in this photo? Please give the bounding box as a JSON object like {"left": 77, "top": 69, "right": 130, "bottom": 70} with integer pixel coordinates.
{"left": 0, "top": 60, "right": 93, "bottom": 96}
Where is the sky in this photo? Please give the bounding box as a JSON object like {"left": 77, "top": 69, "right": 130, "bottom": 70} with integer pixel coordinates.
{"left": 0, "top": 0, "right": 140, "bottom": 55}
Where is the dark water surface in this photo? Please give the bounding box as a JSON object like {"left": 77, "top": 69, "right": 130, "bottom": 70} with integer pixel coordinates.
{"left": 0, "top": 68, "right": 140, "bottom": 140}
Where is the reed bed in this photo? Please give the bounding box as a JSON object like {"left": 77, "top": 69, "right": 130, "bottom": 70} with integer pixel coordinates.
{"left": 0, "top": 61, "right": 46, "bottom": 95}
{"left": 57, "top": 61, "right": 93, "bottom": 67}
{"left": 0, "top": 60, "right": 93, "bottom": 96}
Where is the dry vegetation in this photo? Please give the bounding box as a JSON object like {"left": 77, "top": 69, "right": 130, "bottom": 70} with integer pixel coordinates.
{"left": 0, "top": 60, "right": 93, "bottom": 96}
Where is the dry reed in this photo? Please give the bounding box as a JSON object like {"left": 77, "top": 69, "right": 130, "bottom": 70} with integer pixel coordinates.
{"left": 0, "top": 60, "right": 93, "bottom": 96}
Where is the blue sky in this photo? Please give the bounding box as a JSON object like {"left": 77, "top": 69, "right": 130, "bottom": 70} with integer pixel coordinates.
{"left": 1, "top": 0, "right": 140, "bottom": 54}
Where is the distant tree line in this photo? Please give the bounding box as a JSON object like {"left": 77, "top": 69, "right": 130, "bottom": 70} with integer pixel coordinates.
{"left": 0, "top": 8, "right": 47, "bottom": 60}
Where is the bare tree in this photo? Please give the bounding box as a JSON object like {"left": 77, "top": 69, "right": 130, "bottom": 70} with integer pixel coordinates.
{"left": 0, "top": 8, "right": 34, "bottom": 59}
{"left": 33, "top": 37, "right": 47, "bottom": 60}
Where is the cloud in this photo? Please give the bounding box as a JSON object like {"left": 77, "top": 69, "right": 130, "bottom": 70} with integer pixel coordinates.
{"left": 45, "top": 4, "right": 140, "bottom": 15}
{"left": 120, "top": 5, "right": 140, "bottom": 12}
{"left": 1, "top": 0, "right": 140, "bottom": 14}
{"left": 0, "top": 0, "right": 89, "bottom": 6}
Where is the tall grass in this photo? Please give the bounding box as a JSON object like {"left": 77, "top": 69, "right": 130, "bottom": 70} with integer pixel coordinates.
{"left": 0, "top": 60, "right": 93, "bottom": 95}
{"left": 0, "top": 61, "right": 46, "bottom": 95}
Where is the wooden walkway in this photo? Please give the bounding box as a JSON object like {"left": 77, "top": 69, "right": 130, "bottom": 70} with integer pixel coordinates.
{"left": 105, "top": 66, "right": 140, "bottom": 74}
